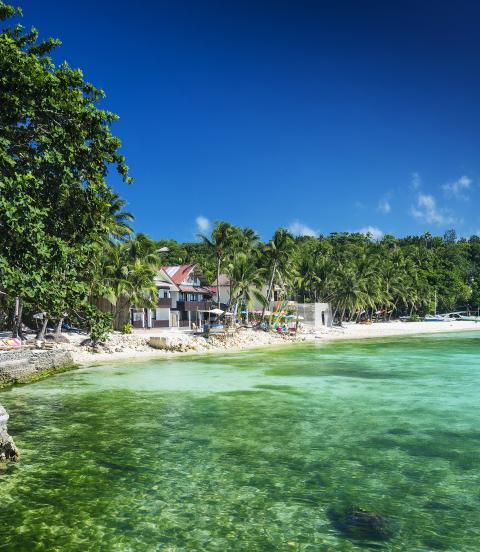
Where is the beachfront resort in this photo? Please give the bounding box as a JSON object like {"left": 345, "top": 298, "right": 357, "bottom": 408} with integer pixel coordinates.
{"left": 2, "top": 1, "right": 480, "bottom": 550}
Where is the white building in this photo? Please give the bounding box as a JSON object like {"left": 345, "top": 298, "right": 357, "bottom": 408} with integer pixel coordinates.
{"left": 131, "top": 264, "right": 213, "bottom": 329}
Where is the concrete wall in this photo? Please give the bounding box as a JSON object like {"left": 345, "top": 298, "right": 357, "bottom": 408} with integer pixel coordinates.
{"left": 315, "top": 303, "right": 333, "bottom": 328}
{"left": 0, "top": 350, "right": 75, "bottom": 389}
{"left": 297, "top": 302, "right": 333, "bottom": 329}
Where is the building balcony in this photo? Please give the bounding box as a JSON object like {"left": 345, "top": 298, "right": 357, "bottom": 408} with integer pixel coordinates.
{"left": 176, "top": 300, "right": 212, "bottom": 312}
{"left": 152, "top": 320, "right": 169, "bottom": 328}
{"left": 157, "top": 297, "right": 172, "bottom": 308}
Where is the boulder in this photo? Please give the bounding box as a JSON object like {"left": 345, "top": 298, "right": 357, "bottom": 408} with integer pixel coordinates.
{"left": 328, "top": 505, "right": 394, "bottom": 541}
{"left": 45, "top": 334, "right": 70, "bottom": 343}
{"left": 0, "top": 405, "right": 19, "bottom": 462}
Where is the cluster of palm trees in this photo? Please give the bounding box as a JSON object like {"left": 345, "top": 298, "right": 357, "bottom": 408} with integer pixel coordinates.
{"left": 297, "top": 248, "right": 430, "bottom": 321}
{"left": 295, "top": 233, "right": 473, "bottom": 320}
{"left": 93, "top": 215, "right": 478, "bottom": 330}
{"left": 198, "top": 225, "right": 475, "bottom": 322}
{"left": 199, "top": 223, "right": 297, "bottom": 317}
{"left": 91, "top": 196, "right": 162, "bottom": 330}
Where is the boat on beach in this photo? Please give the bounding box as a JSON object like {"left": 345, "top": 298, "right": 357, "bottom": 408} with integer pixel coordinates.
{"left": 459, "top": 315, "right": 480, "bottom": 322}
{"left": 424, "top": 314, "right": 447, "bottom": 322}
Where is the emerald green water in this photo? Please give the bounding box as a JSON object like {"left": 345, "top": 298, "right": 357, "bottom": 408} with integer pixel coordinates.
{"left": 1, "top": 333, "right": 480, "bottom": 551}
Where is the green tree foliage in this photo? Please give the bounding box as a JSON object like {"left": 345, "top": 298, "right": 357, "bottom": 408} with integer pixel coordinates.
{"left": 162, "top": 225, "right": 480, "bottom": 323}
{"left": 0, "top": 2, "right": 132, "bottom": 336}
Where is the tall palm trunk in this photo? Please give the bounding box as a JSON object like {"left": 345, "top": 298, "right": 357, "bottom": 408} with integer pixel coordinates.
{"left": 262, "top": 260, "right": 277, "bottom": 319}
{"left": 388, "top": 300, "right": 398, "bottom": 321}
{"left": 216, "top": 257, "right": 221, "bottom": 307}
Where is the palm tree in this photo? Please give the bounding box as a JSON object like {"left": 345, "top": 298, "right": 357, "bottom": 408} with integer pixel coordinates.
{"left": 199, "top": 221, "right": 238, "bottom": 307}
{"left": 262, "top": 229, "right": 296, "bottom": 317}
{"left": 105, "top": 192, "right": 134, "bottom": 243}
{"left": 227, "top": 253, "right": 266, "bottom": 319}
{"left": 331, "top": 269, "right": 369, "bottom": 323}
{"left": 94, "top": 237, "right": 159, "bottom": 330}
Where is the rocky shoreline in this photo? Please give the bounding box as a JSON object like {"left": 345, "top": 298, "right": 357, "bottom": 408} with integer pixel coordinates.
{"left": 66, "top": 327, "right": 317, "bottom": 365}
{"left": 0, "top": 348, "right": 76, "bottom": 464}
{"left": 0, "top": 405, "right": 19, "bottom": 463}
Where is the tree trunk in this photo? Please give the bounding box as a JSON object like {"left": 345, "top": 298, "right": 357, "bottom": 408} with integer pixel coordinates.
{"left": 216, "top": 257, "right": 221, "bottom": 307}
{"left": 36, "top": 317, "right": 49, "bottom": 341}
{"left": 55, "top": 317, "right": 64, "bottom": 336}
{"left": 262, "top": 260, "right": 277, "bottom": 320}
{"left": 12, "top": 297, "right": 25, "bottom": 340}
{"left": 388, "top": 301, "right": 398, "bottom": 321}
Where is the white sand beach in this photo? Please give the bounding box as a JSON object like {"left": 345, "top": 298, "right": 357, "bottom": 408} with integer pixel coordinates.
{"left": 63, "top": 320, "right": 480, "bottom": 366}
{"left": 322, "top": 320, "right": 480, "bottom": 340}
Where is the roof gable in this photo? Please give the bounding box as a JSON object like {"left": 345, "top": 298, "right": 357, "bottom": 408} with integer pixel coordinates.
{"left": 154, "top": 268, "right": 179, "bottom": 290}
{"left": 161, "top": 264, "right": 197, "bottom": 285}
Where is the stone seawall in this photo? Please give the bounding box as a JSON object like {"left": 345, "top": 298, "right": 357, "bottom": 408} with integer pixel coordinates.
{"left": 0, "top": 349, "right": 76, "bottom": 389}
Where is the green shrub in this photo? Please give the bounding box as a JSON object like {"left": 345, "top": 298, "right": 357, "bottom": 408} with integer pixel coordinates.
{"left": 122, "top": 322, "right": 133, "bottom": 334}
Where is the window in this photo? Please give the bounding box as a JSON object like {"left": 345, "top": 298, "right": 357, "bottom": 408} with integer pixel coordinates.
{"left": 132, "top": 311, "right": 143, "bottom": 322}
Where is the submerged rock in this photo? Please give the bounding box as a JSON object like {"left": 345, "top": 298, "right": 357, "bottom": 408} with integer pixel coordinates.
{"left": 328, "top": 505, "right": 394, "bottom": 541}
{"left": 0, "top": 405, "right": 19, "bottom": 462}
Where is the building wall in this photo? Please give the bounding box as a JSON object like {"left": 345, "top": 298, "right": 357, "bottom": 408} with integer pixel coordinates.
{"left": 170, "top": 291, "right": 179, "bottom": 308}
{"left": 315, "top": 303, "right": 333, "bottom": 328}
{"left": 297, "top": 303, "right": 333, "bottom": 328}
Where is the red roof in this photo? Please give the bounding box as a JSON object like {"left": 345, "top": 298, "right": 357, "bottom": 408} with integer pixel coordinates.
{"left": 161, "top": 264, "right": 195, "bottom": 285}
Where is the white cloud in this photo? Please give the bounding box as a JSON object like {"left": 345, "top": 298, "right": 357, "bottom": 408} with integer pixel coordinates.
{"left": 288, "top": 221, "right": 318, "bottom": 237}
{"left": 195, "top": 215, "right": 211, "bottom": 235}
{"left": 442, "top": 175, "right": 472, "bottom": 200}
{"left": 410, "top": 193, "right": 454, "bottom": 225}
{"left": 377, "top": 198, "right": 391, "bottom": 214}
{"left": 358, "top": 226, "right": 384, "bottom": 240}
{"left": 411, "top": 172, "right": 421, "bottom": 190}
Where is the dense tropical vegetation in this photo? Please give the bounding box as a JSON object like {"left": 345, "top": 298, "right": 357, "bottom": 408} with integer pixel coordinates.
{"left": 0, "top": 2, "right": 158, "bottom": 340}
{"left": 159, "top": 224, "right": 480, "bottom": 321}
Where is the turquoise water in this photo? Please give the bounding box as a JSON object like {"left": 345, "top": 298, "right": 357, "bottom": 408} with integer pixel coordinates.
{"left": 1, "top": 333, "right": 480, "bottom": 551}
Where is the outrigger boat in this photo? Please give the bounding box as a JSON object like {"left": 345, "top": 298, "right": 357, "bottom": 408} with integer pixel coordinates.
{"left": 424, "top": 314, "right": 447, "bottom": 322}
{"left": 459, "top": 314, "right": 480, "bottom": 322}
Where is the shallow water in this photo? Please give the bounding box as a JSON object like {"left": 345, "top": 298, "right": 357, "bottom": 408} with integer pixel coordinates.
{"left": 1, "top": 333, "right": 480, "bottom": 551}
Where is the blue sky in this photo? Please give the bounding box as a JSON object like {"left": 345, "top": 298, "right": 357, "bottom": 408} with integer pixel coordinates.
{"left": 20, "top": 1, "right": 480, "bottom": 241}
